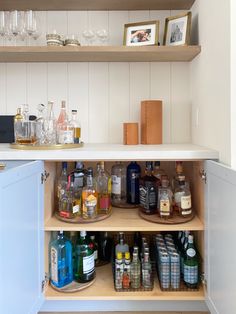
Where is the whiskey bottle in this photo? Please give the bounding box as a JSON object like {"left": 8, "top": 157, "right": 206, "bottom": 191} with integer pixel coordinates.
{"left": 174, "top": 175, "right": 192, "bottom": 217}
{"left": 95, "top": 161, "right": 111, "bottom": 215}
{"left": 49, "top": 231, "right": 73, "bottom": 288}
{"left": 183, "top": 234, "right": 198, "bottom": 289}
{"left": 69, "top": 109, "right": 81, "bottom": 144}
{"left": 75, "top": 230, "right": 95, "bottom": 283}
{"left": 126, "top": 161, "right": 141, "bottom": 205}
{"left": 14, "top": 107, "right": 23, "bottom": 143}
{"left": 82, "top": 167, "right": 98, "bottom": 219}
{"left": 158, "top": 178, "right": 173, "bottom": 219}
{"left": 139, "top": 161, "right": 158, "bottom": 215}
{"left": 73, "top": 161, "right": 85, "bottom": 190}
{"left": 111, "top": 162, "right": 127, "bottom": 206}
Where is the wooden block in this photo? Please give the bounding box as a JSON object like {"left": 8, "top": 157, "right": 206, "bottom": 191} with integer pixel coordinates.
{"left": 141, "top": 100, "right": 162, "bottom": 144}
{"left": 123, "top": 122, "right": 139, "bottom": 145}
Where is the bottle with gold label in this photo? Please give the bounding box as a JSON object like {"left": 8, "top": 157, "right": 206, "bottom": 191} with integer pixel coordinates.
{"left": 174, "top": 175, "right": 192, "bottom": 217}
{"left": 95, "top": 161, "right": 111, "bottom": 215}
{"left": 82, "top": 167, "right": 98, "bottom": 219}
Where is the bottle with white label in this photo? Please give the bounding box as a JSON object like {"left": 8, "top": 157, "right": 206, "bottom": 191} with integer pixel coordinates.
{"left": 174, "top": 175, "right": 192, "bottom": 217}
{"left": 183, "top": 234, "right": 198, "bottom": 288}
{"left": 111, "top": 162, "right": 127, "bottom": 206}
{"left": 75, "top": 230, "right": 95, "bottom": 283}
{"left": 158, "top": 177, "right": 173, "bottom": 219}
{"left": 49, "top": 231, "right": 73, "bottom": 288}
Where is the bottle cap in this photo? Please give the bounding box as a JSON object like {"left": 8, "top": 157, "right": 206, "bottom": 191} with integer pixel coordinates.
{"left": 76, "top": 161, "right": 83, "bottom": 169}
{"left": 125, "top": 251, "right": 130, "bottom": 260}
{"left": 116, "top": 252, "right": 122, "bottom": 260}
{"left": 188, "top": 234, "right": 194, "bottom": 243}
{"left": 87, "top": 167, "right": 93, "bottom": 176}
{"left": 72, "top": 109, "right": 77, "bottom": 113}
{"left": 178, "top": 175, "right": 185, "bottom": 181}
{"left": 61, "top": 100, "right": 66, "bottom": 108}
{"left": 90, "top": 235, "right": 95, "bottom": 240}
{"left": 59, "top": 230, "right": 63, "bottom": 235}
{"left": 62, "top": 161, "right": 67, "bottom": 169}
{"left": 80, "top": 230, "right": 86, "bottom": 237}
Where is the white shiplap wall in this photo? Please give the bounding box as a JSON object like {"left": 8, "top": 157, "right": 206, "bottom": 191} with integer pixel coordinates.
{"left": 0, "top": 10, "right": 190, "bottom": 144}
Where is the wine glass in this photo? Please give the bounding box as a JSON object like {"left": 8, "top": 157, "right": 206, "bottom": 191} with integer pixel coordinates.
{"left": 25, "top": 10, "right": 41, "bottom": 45}
{"left": 96, "top": 29, "right": 109, "bottom": 45}
{"left": 0, "top": 11, "right": 8, "bottom": 41}
{"left": 9, "top": 10, "right": 24, "bottom": 45}
{"left": 82, "top": 30, "right": 95, "bottom": 46}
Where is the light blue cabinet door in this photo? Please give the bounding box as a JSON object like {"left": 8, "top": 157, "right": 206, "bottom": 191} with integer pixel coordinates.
{"left": 205, "top": 161, "right": 236, "bottom": 314}
{"left": 0, "top": 161, "right": 44, "bottom": 314}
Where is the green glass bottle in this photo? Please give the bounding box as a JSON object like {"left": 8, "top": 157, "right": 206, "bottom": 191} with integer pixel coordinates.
{"left": 74, "top": 230, "right": 95, "bottom": 283}
{"left": 183, "top": 234, "right": 198, "bottom": 288}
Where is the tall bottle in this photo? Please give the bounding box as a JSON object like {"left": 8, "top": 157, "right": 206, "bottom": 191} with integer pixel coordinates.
{"left": 82, "top": 167, "right": 98, "bottom": 219}
{"left": 98, "top": 231, "right": 113, "bottom": 263}
{"left": 142, "top": 251, "right": 152, "bottom": 289}
{"left": 46, "top": 101, "right": 57, "bottom": 144}
{"left": 36, "top": 103, "right": 46, "bottom": 144}
{"left": 73, "top": 162, "right": 85, "bottom": 190}
{"left": 126, "top": 161, "right": 141, "bottom": 205}
{"left": 49, "top": 231, "right": 73, "bottom": 288}
{"left": 123, "top": 251, "right": 131, "bottom": 289}
{"left": 57, "top": 162, "right": 68, "bottom": 200}
{"left": 70, "top": 109, "right": 81, "bottom": 144}
{"left": 95, "top": 161, "right": 111, "bottom": 215}
{"left": 158, "top": 178, "right": 173, "bottom": 219}
{"left": 90, "top": 235, "right": 98, "bottom": 265}
{"left": 74, "top": 231, "right": 95, "bottom": 283}
{"left": 14, "top": 107, "right": 23, "bottom": 143}
{"left": 57, "top": 100, "right": 67, "bottom": 125}
{"left": 183, "top": 234, "right": 198, "bottom": 288}
{"left": 174, "top": 175, "right": 192, "bottom": 217}
{"left": 115, "top": 252, "right": 123, "bottom": 289}
{"left": 139, "top": 161, "right": 158, "bottom": 215}
{"left": 111, "top": 162, "right": 127, "bottom": 206}
{"left": 115, "top": 232, "right": 129, "bottom": 257}
{"left": 130, "top": 252, "right": 141, "bottom": 289}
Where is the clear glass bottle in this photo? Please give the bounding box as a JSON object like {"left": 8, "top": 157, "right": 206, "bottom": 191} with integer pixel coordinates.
{"left": 139, "top": 161, "right": 158, "bottom": 215}
{"left": 74, "top": 230, "right": 95, "bottom": 283}
{"left": 49, "top": 231, "right": 73, "bottom": 288}
{"left": 115, "top": 252, "right": 123, "bottom": 290}
{"left": 70, "top": 109, "right": 81, "bottom": 144}
{"left": 123, "top": 251, "right": 131, "bottom": 289}
{"left": 45, "top": 101, "right": 57, "bottom": 144}
{"left": 95, "top": 161, "right": 111, "bottom": 215}
{"left": 57, "top": 161, "right": 68, "bottom": 203}
{"left": 82, "top": 167, "right": 98, "bottom": 219}
{"left": 158, "top": 178, "right": 173, "bottom": 219}
{"left": 36, "top": 103, "right": 46, "bottom": 144}
{"left": 130, "top": 252, "right": 141, "bottom": 289}
{"left": 142, "top": 251, "right": 152, "bottom": 289}
{"left": 111, "top": 162, "right": 126, "bottom": 206}
{"left": 14, "top": 107, "right": 23, "bottom": 143}
{"left": 153, "top": 161, "right": 165, "bottom": 182}
{"left": 57, "top": 100, "right": 67, "bottom": 125}
{"left": 183, "top": 234, "right": 198, "bottom": 289}
{"left": 174, "top": 175, "right": 192, "bottom": 217}
{"left": 126, "top": 161, "right": 141, "bottom": 205}
{"left": 115, "top": 232, "right": 129, "bottom": 257}
{"left": 58, "top": 116, "right": 74, "bottom": 144}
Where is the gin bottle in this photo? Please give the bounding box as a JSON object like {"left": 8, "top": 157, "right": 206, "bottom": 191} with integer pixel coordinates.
{"left": 49, "top": 231, "right": 73, "bottom": 288}
{"left": 183, "top": 235, "right": 198, "bottom": 288}
{"left": 130, "top": 252, "right": 141, "bottom": 289}
{"left": 111, "top": 162, "right": 126, "bottom": 206}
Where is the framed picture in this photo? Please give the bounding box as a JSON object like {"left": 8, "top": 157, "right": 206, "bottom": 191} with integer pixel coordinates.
{"left": 123, "top": 20, "right": 159, "bottom": 46}
{"left": 163, "top": 12, "right": 192, "bottom": 46}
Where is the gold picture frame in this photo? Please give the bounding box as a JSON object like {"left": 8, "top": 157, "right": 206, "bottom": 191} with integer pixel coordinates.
{"left": 123, "top": 20, "right": 159, "bottom": 46}
{"left": 163, "top": 12, "right": 192, "bottom": 46}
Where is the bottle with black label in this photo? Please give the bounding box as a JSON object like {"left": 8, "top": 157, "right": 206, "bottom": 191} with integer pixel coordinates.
{"left": 139, "top": 161, "right": 158, "bottom": 214}
{"left": 126, "top": 161, "right": 141, "bottom": 205}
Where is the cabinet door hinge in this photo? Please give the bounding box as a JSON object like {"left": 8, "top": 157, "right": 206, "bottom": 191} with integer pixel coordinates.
{"left": 201, "top": 272, "right": 207, "bottom": 289}
{"left": 41, "top": 170, "right": 50, "bottom": 184}
{"left": 41, "top": 273, "right": 49, "bottom": 293}
{"left": 199, "top": 169, "right": 207, "bottom": 183}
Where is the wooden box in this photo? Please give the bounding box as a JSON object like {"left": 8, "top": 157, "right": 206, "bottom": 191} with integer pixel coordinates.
{"left": 141, "top": 100, "right": 162, "bottom": 144}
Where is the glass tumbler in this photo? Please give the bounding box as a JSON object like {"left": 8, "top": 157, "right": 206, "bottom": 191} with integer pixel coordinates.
{"left": 14, "top": 121, "right": 37, "bottom": 144}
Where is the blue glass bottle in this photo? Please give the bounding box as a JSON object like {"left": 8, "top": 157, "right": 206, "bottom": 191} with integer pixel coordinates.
{"left": 127, "top": 161, "right": 141, "bottom": 204}
{"left": 49, "top": 231, "right": 73, "bottom": 288}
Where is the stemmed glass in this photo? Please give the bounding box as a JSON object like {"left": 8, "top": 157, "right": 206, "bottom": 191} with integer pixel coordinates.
{"left": 82, "top": 30, "right": 95, "bottom": 46}
{"left": 96, "top": 29, "right": 109, "bottom": 45}
{"left": 9, "top": 10, "right": 24, "bottom": 45}
{"left": 0, "top": 11, "right": 8, "bottom": 42}
{"left": 24, "top": 10, "right": 41, "bottom": 45}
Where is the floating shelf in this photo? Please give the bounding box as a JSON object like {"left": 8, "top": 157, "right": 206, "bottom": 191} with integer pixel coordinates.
{"left": 1, "top": 0, "right": 195, "bottom": 11}
{"left": 0, "top": 45, "right": 201, "bottom": 63}
{"left": 44, "top": 207, "right": 204, "bottom": 231}
{"left": 45, "top": 263, "right": 204, "bottom": 300}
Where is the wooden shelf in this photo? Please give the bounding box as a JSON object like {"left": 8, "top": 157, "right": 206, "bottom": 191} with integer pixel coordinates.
{"left": 0, "top": 46, "right": 201, "bottom": 63}
{"left": 44, "top": 207, "right": 204, "bottom": 231}
{"left": 45, "top": 263, "right": 204, "bottom": 300}
{"left": 1, "top": 0, "right": 195, "bottom": 11}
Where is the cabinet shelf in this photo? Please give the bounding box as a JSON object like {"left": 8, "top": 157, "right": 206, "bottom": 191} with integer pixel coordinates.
{"left": 44, "top": 207, "right": 204, "bottom": 231}
{"left": 45, "top": 263, "right": 204, "bottom": 300}
{"left": 0, "top": 45, "right": 201, "bottom": 63}
{"left": 1, "top": 0, "right": 195, "bottom": 11}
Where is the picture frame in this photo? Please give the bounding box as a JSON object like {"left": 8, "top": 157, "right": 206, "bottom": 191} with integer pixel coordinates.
{"left": 123, "top": 20, "right": 159, "bottom": 47}
{"left": 163, "top": 12, "right": 192, "bottom": 46}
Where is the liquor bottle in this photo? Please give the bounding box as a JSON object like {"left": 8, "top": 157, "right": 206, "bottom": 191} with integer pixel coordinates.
{"left": 115, "top": 252, "right": 123, "bottom": 290}
{"left": 35, "top": 103, "right": 46, "bottom": 144}
{"left": 174, "top": 175, "right": 192, "bottom": 217}
{"left": 73, "top": 161, "right": 85, "bottom": 190}
{"left": 142, "top": 251, "right": 152, "bottom": 289}
{"left": 57, "top": 100, "right": 67, "bottom": 125}
{"left": 98, "top": 231, "right": 113, "bottom": 262}
{"left": 14, "top": 107, "right": 23, "bottom": 143}
{"left": 69, "top": 231, "right": 77, "bottom": 277}
{"left": 139, "top": 161, "right": 158, "bottom": 215}
{"left": 183, "top": 234, "right": 198, "bottom": 289}
{"left": 111, "top": 162, "right": 126, "bottom": 206}
{"left": 126, "top": 161, "right": 141, "bottom": 205}
{"left": 95, "top": 161, "right": 111, "bottom": 215}
{"left": 123, "top": 251, "right": 131, "bottom": 289}
{"left": 153, "top": 161, "right": 165, "bottom": 182}
{"left": 90, "top": 235, "right": 98, "bottom": 265}
{"left": 70, "top": 109, "right": 81, "bottom": 144}
{"left": 57, "top": 162, "right": 68, "bottom": 200}
{"left": 74, "top": 230, "right": 95, "bottom": 283}
{"left": 115, "top": 232, "right": 129, "bottom": 257}
{"left": 58, "top": 115, "right": 74, "bottom": 144}
{"left": 180, "top": 231, "right": 190, "bottom": 276}
{"left": 46, "top": 101, "right": 57, "bottom": 144}
{"left": 49, "top": 231, "right": 73, "bottom": 288}
{"left": 158, "top": 178, "right": 173, "bottom": 219}
{"left": 130, "top": 252, "right": 141, "bottom": 289}
{"left": 82, "top": 167, "right": 98, "bottom": 219}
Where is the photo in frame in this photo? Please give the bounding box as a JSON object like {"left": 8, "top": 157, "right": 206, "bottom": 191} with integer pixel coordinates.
{"left": 163, "top": 12, "right": 192, "bottom": 46}
{"left": 123, "top": 20, "right": 159, "bottom": 46}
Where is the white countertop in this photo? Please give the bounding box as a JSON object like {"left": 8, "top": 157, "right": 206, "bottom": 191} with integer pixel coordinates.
{"left": 0, "top": 143, "right": 219, "bottom": 161}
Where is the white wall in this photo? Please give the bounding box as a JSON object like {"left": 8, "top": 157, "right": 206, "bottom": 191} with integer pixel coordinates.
{"left": 231, "top": 0, "right": 236, "bottom": 170}
{"left": 0, "top": 10, "right": 191, "bottom": 144}
{"left": 190, "top": 0, "right": 231, "bottom": 165}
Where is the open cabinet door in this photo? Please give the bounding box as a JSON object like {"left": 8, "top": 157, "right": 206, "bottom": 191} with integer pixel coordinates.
{"left": 205, "top": 160, "right": 236, "bottom": 314}
{"left": 0, "top": 161, "right": 45, "bottom": 314}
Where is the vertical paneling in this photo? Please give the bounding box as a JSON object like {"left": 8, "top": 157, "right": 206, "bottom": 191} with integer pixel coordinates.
{"left": 171, "top": 62, "right": 191, "bottom": 143}
{"left": 150, "top": 63, "right": 171, "bottom": 143}
{"left": 68, "top": 63, "right": 89, "bottom": 143}
{"left": 150, "top": 10, "right": 170, "bottom": 45}
{"left": 47, "top": 63, "right": 68, "bottom": 118}
{"left": 0, "top": 63, "right": 6, "bottom": 114}
{"left": 47, "top": 11, "right": 68, "bottom": 36}
{"left": 129, "top": 11, "right": 150, "bottom": 23}
{"left": 27, "top": 63, "right": 47, "bottom": 115}
{"left": 67, "top": 11, "right": 88, "bottom": 44}
{"left": 88, "top": 63, "right": 109, "bottom": 142}
{"left": 109, "top": 11, "right": 129, "bottom": 45}
{"left": 88, "top": 11, "right": 108, "bottom": 45}
{"left": 6, "top": 64, "right": 27, "bottom": 114}
{"left": 109, "top": 63, "right": 129, "bottom": 143}
{"left": 36, "top": 11, "right": 47, "bottom": 46}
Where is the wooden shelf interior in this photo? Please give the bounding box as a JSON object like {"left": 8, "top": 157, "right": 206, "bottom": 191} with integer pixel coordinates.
{"left": 1, "top": 0, "right": 195, "bottom": 11}
{"left": 0, "top": 46, "right": 201, "bottom": 63}
{"left": 45, "top": 263, "right": 204, "bottom": 300}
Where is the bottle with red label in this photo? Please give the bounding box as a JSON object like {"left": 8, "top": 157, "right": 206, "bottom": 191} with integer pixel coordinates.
{"left": 95, "top": 161, "right": 111, "bottom": 215}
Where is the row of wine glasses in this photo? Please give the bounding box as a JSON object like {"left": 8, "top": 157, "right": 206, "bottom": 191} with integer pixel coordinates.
{"left": 82, "top": 29, "right": 109, "bottom": 45}
{"left": 0, "top": 10, "right": 41, "bottom": 45}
